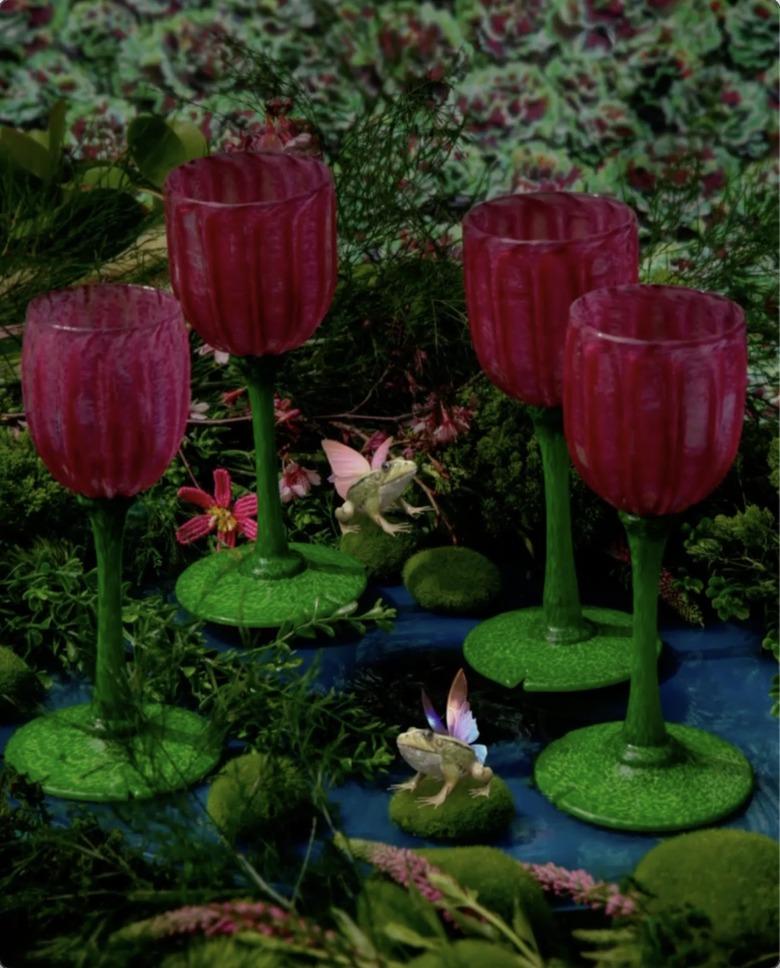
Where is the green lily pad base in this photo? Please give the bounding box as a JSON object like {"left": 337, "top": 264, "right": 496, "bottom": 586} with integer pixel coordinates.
{"left": 4, "top": 702, "right": 220, "bottom": 802}
{"left": 463, "top": 606, "right": 660, "bottom": 692}
{"left": 534, "top": 721, "right": 753, "bottom": 832}
{"left": 176, "top": 542, "right": 367, "bottom": 628}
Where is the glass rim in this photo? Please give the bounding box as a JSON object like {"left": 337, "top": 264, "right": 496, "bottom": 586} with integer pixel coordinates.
{"left": 163, "top": 150, "right": 333, "bottom": 210}
{"left": 25, "top": 284, "right": 183, "bottom": 334}
{"left": 569, "top": 283, "right": 746, "bottom": 348}
{"left": 463, "top": 190, "right": 637, "bottom": 246}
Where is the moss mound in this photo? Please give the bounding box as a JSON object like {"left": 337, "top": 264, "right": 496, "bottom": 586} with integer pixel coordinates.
{"left": 390, "top": 775, "right": 514, "bottom": 842}
{"left": 206, "top": 751, "right": 309, "bottom": 844}
{"left": 407, "top": 940, "right": 523, "bottom": 967}
{"left": 416, "top": 846, "right": 552, "bottom": 939}
{"left": 340, "top": 518, "right": 418, "bottom": 582}
{"left": 402, "top": 547, "right": 501, "bottom": 614}
{"left": 0, "top": 646, "right": 38, "bottom": 720}
{"left": 634, "top": 829, "right": 779, "bottom": 960}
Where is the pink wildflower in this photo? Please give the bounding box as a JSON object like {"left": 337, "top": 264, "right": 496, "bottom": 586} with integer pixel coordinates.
{"left": 279, "top": 462, "right": 321, "bottom": 503}
{"left": 274, "top": 394, "right": 302, "bottom": 433}
{"left": 523, "top": 862, "right": 637, "bottom": 917}
{"left": 608, "top": 542, "right": 704, "bottom": 625}
{"left": 196, "top": 342, "right": 230, "bottom": 365}
{"left": 412, "top": 396, "right": 474, "bottom": 448}
{"left": 176, "top": 468, "right": 257, "bottom": 548}
{"left": 189, "top": 400, "right": 209, "bottom": 422}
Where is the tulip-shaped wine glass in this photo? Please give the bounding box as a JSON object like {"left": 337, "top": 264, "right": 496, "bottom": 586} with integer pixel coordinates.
{"left": 534, "top": 284, "right": 753, "bottom": 831}
{"left": 462, "top": 192, "right": 649, "bottom": 691}
{"left": 164, "top": 152, "right": 365, "bottom": 627}
{"left": 5, "top": 285, "right": 220, "bottom": 801}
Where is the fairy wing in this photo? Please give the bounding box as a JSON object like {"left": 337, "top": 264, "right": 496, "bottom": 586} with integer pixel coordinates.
{"left": 446, "top": 669, "right": 479, "bottom": 745}
{"left": 470, "top": 744, "right": 488, "bottom": 765}
{"left": 321, "top": 439, "right": 372, "bottom": 500}
{"left": 369, "top": 437, "right": 394, "bottom": 470}
{"left": 421, "top": 689, "right": 447, "bottom": 734}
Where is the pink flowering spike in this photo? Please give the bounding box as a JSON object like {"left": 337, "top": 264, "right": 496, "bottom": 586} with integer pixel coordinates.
{"left": 239, "top": 517, "right": 257, "bottom": 541}
{"left": 176, "top": 514, "right": 216, "bottom": 545}
{"left": 234, "top": 493, "right": 258, "bottom": 518}
{"left": 178, "top": 486, "right": 215, "bottom": 510}
{"left": 321, "top": 439, "right": 371, "bottom": 499}
{"left": 212, "top": 468, "right": 233, "bottom": 508}
{"left": 421, "top": 690, "right": 447, "bottom": 734}
{"left": 370, "top": 436, "right": 394, "bottom": 470}
{"left": 446, "top": 669, "right": 479, "bottom": 744}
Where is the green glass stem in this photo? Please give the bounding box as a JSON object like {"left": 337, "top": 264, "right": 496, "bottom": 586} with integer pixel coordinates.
{"left": 531, "top": 407, "right": 591, "bottom": 644}
{"left": 620, "top": 512, "right": 673, "bottom": 763}
{"left": 87, "top": 498, "right": 133, "bottom": 731}
{"left": 238, "top": 355, "right": 303, "bottom": 580}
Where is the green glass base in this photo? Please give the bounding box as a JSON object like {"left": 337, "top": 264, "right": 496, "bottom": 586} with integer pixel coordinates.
{"left": 4, "top": 703, "right": 220, "bottom": 802}
{"left": 463, "top": 606, "right": 659, "bottom": 692}
{"left": 176, "top": 542, "right": 367, "bottom": 628}
{"left": 534, "top": 721, "right": 753, "bottom": 832}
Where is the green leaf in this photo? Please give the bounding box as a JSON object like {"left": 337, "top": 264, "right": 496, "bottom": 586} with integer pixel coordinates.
{"left": 47, "top": 99, "right": 67, "bottom": 164}
{"left": 0, "top": 126, "right": 52, "bottom": 180}
{"left": 127, "top": 115, "right": 188, "bottom": 188}
{"left": 382, "top": 922, "right": 438, "bottom": 950}
{"left": 80, "top": 165, "right": 131, "bottom": 190}
{"left": 169, "top": 119, "right": 208, "bottom": 160}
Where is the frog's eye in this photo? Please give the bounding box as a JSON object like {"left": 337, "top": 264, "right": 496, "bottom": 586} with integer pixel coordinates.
{"left": 381, "top": 461, "right": 391, "bottom": 471}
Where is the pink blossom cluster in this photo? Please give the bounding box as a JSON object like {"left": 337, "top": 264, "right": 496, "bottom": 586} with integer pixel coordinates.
{"left": 522, "top": 862, "right": 637, "bottom": 917}
{"left": 279, "top": 461, "right": 321, "bottom": 503}
{"left": 222, "top": 99, "right": 321, "bottom": 158}
{"left": 137, "top": 899, "right": 329, "bottom": 946}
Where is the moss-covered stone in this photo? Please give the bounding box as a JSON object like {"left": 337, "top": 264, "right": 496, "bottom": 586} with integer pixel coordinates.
{"left": 407, "top": 940, "right": 525, "bottom": 967}
{"left": 415, "top": 846, "right": 552, "bottom": 940}
{"left": 340, "top": 518, "right": 418, "bottom": 582}
{"left": 389, "top": 775, "right": 514, "bottom": 842}
{"left": 0, "top": 646, "right": 39, "bottom": 720}
{"left": 206, "top": 751, "right": 309, "bottom": 844}
{"left": 402, "top": 547, "right": 501, "bottom": 614}
{"left": 634, "top": 829, "right": 780, "bottom": 960}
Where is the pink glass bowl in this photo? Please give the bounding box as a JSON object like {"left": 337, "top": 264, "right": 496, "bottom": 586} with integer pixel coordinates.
{"left": 463, "top": 192, "right": 638, "bottom": 407}
{"left": 564, "top": 284, "right": 747, "bottom": 517}
{"left": 22, "top": 285, "right": 190, "bottom": 499}
{"left": 164, "top": 151, "right": 337, "bottom": 357}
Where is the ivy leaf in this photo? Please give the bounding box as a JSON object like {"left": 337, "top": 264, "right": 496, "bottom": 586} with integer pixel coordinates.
{"left": 128, "top": 115, "right": 190, "bottom": 188}
{"left": 0, "top": 126, "right": 53, "bottom": 180}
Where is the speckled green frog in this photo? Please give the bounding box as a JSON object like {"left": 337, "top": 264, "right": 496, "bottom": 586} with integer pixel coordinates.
{"left": 392, "top": 669, "right": 493, "bottom": 808}
{"left": 322, "top": 437, "right": 430, "bottom": 535}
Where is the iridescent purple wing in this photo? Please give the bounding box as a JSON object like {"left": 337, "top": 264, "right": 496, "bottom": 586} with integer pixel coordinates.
{"left": 421, "top": 689, "right": 447, "bottom": 734}
{"left": 470, "top": 743, "right": 488, "bottom": 765}
{"left": 446, "top": 669, "right": 480, "bottom": 745}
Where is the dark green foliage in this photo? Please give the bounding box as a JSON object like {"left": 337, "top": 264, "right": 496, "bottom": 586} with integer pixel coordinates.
{"left": 161, "top": 939, "right": 283, "bottom": 968}
{"left": 402, "top": 546, "right": 502, "bottom": 614}
{"left": 0, "top": 429, "right": 77, "bottom": 546}
{"left": 415, "top": 846, "right": 552, "bottom": 942}
{"left": 633, "top": 829, "right": 780, "bottom": 966}
{"left": 0, "top": 646, "right": 40, "bottom": 719}
{"left": 341, "top": 519, "right": 418, "bottom": 581}
{"left": 389, "top": 775, "right": 514, "bottom": 842}
{"left": 206, "top": 751, "right": 309, "bottom": 844}
{"left": 407, "top": 940, "right": 526, "bottom": 968}
{"left": 683, "top": 505, "right": 779, "bottom": 659}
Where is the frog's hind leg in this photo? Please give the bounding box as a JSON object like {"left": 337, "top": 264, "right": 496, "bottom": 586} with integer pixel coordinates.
{"left": 336, "top": 502, "right": 360, "bottom": 534}
{"left": 390, "top": 772, "right": 422, "bottom": 793}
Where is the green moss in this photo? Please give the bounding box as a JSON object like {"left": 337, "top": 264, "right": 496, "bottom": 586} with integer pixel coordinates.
{"left": 206, "top": 751, "right": 309, "bottom": 844}
{"left": 402, "top": 546, "right": 501, "bottom": 614}
{"left": 416, "top": 846, "right": 553, "bottom": 944}
{"left": 340, "top": 518, "right": 418, "bottom": 581}
{"left": 0, "top": 646, "right": 39, "bottom": 720}
{"left": 389, "top": 775, "right": 514, "bottom": 842}
{"left": 407, "top": 940, "right": 525, "bottom": 967}
{"left": 634, "top": 829, "right": 780, "bottom": 960}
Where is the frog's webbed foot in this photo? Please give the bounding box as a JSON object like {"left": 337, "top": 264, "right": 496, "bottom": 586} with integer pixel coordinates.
{"left": 417, "top": 779, "right": 457, "bottom": 809}
{"left": 390, "top": 773, "right": 422, "bottom": 793}
{"left": 371, "top": 512, "right": 413, "bottom": 536}
{"left": 398, "top": 498, "right": 433, "bottom": 518}
{"left": 468, "top": 781, "right": 492, "bottom": 799}
{"left": 339, "top": 522, "right": 361, "bottom": 535}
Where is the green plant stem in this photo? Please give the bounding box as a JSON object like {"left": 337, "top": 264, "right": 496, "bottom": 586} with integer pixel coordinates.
{"left": 87, "top": 498, "right": 132, "bottom": 729}
{"left": 620, "top": 512, "right": 671, "bottom": 752}
{"left": 239, "top": 355, "right": 303, "bottom": 579}
{"left": 531, "top": 407, "right": 591, "bottom": 644}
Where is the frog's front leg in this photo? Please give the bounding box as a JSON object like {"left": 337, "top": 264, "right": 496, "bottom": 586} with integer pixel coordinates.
{"left": 389, "top": 772, "right": 422, "bottom": 793}
{"left": 467, "top": 762, "right": 493, "bottom": 799}
{"left": 335, "top": 501, "right": 360, "bottom": 535}
{"left": 417, "top": 762, "right": 460, "bottom": 809}
{"left": 366, "top": 493, "right": 412, "bottom": 536}
{"left": 397, "top": 497, "right": 433, "bottom": 518}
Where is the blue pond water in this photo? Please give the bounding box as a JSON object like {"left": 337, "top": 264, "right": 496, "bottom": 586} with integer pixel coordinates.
{"left": 1, "top": 581, "right": 777, "bottom": 881}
